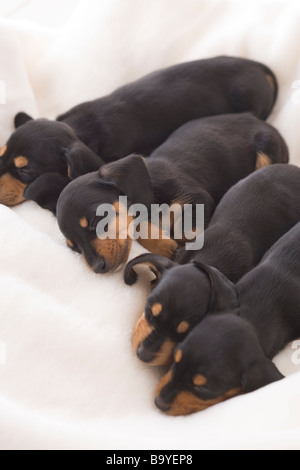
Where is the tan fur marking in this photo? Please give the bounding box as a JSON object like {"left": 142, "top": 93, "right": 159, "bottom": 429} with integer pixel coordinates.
{"left": 14, "top": 156, "right": 28, "bottom": 168}
{"left": 175, "top": 350, "right": 183, "bottom": 363}
{"left": 80, "top": 217, "right": 88, "bottom": 228}
{"left": 163, "top": 387, "right": 242, "bottom": 416}
{"left": 137, "top": 221, "right": 178, "bottom": 259}
{"left": 0, "top": 173, "right": 27, "bottom": 206}
{"left": 132, "top": 314, "right": 176, "bottom": 366}
{"left": 150, "top": 340, "right": 176, "bottom": 366}
{"left": 155, "top": 371, "right": 173, "bottom": 396}
{"left": 152, "top": 303, "right": 162, "bottom": 316}
{"left": 113, "top": 201, "right": 120, "bottom": 213}
{"left": 132, "top": 314, "right": 152, "bottom": 354}
{"left": 0, "top": 145, "right": 7, "bottom": 157}
{"left": 177, "top": 321, "right": 190, "bottom": 334}
{"left": 91, "top": 202, "right": 133, "bottom": 271}
{"left": 193, "top": 375, "right": 207, "bottom": 387}
{"left": 92, "top": 236, "right": 132, "bottom": 272}
{"left": 67, "top": 239, "right": 74, "bottom": 248}
{"left": 255, "top": 152, "right": 272, "bottom": 170}
{"left": 265, "top": 74, "right": 275, "bottom": 91}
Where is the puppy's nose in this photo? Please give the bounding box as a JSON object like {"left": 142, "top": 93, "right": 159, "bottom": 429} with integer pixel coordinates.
{"left": 137, "top": 344, "right": 155, "bottom": 363}
{"left": 93, "top": 258, "right": 108, "bottom": 274}
{"left": 155, "top": 395, "right": 170, "bottom": 413}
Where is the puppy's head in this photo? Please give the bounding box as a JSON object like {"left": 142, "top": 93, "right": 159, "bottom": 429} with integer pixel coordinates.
{"left": 155, "top": 314, "right": 284, "bottom": 416}
{"left": 125, "top": 255, "right": 239, "bottom": 366}
{"left": 57, "top": 154, "right": 155, "bottom": 273}
{"left": 0, "top": 112, "right": 101, "bottom": 213}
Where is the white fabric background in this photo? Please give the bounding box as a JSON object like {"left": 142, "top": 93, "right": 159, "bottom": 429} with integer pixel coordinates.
{"left": 0, "top": 0, "right": 300, "bottom": 450}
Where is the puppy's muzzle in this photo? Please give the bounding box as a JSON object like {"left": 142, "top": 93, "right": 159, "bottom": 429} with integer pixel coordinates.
{"left": 154, "top": 395, "right": 170, "bottom": 413}
{"left": 93, "top": 257, "right": 108, "bottom": 274}
{"left": 137, "top": 344, "right": 155, "bottom": 363}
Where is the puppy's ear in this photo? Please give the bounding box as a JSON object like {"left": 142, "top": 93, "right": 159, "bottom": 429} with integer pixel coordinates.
{"left": 124, "top": 253, "right": 177, "bottom": 287}
{"left": 14, "top": 112, "right": 34, "bottom": 129}
{"left": 194, "top": 262, "right": 239, "bottom": 313}
{"left": 63, "top": 142, "right": 103, "bottom": 179}
{"left": 242, "top": 359, "right": 284, "bottom": 394}
{"left": 99, "top": 154, "right": 154, "bottom": 208}
{"left": 24, "top": 172, "right": 70, "bottom": 215}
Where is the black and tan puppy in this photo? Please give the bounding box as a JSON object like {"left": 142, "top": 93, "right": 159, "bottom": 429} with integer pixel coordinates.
{"left": 155, "top": 222, "right": 300, "bottom": 416}
{"left": 56, "top": 113, "right": 287, "bottom": 274}
{"left": 0, "top": 56, "right": 277, "bottom": 212}
{"left": 125, "top": 164, "right": 300, "bottom": 367}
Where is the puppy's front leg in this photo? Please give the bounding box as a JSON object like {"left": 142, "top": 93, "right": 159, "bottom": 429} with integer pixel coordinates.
{"left": 136, "top": 221, "right": 178, "bottom": 259}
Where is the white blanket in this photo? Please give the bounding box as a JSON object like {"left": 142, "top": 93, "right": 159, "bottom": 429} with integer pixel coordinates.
{"left": 1, "top": 0, "right": 300, "bottom": 450}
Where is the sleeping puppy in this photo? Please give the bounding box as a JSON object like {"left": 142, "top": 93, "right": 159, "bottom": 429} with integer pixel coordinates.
{"left": 0, "top": 56, "right": 277, "bottom": 213}
{"left": 56, "top": 113, "right": 288, "bottom": 274}
{"left": 155, "top": 222, "right": 300, "bottom": 416}
{"left": 125, "top": 164, "right": 300, "bottom": 367}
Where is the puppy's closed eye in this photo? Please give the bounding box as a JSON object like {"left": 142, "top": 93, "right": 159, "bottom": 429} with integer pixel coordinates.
{"left": 66, "top": 239, "right": 81, "bottom": 254}
{"left": 17, "top": 166, "right": 39, "bottom": 181}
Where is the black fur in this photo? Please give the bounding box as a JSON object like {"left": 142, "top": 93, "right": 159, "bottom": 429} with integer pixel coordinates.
{"left": 155, "top": 222, "right": 300, "bottom": 415}
{"left": 0, "top": 56, "right": 277, "bottom": 212}
{"left": 57, "top": 114, "right": 287, "bottom": 274}
{"left": 125, "top": 165, "right": 300, "bottom": 365}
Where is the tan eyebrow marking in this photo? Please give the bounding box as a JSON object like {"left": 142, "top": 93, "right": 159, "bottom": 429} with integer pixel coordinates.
{"left": 177, "top": 321, "right": 190, "bottom": 334}
{"left": 193, "top": 375, "right": 207, "bottom": 386}
{"left": 80, "top": 217, "right": 88, "bottom": 228}
{"left": 67, "top": 239, "right": 74, "bottom": 248}
{"left": 175, "top": 349, "right": 182, "bottom": 363}
{"left": 0, "top": 145, "right": 7, "bottom": 157}
{"left": 152, "top": 303, "right": 162, "bottom": 316}
{"left": 14, "top": 156, "right": 28, "bottom": 168}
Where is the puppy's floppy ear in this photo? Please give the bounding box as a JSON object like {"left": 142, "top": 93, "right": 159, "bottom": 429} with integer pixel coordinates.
{"left": 99, "top": 154, "right": 154, "bottom": 208}
{"left": 63, "top": 142, "right": 104, "bottom": 179}
{"left": 24, "top": 172, "right": 70, "bottom": 215}
{"left": 193, "top": 261, "right": 239, "bottom": 313}
{"left": 124, "top": 253, "right": 177, "bottom": 287}
{"left": 14, "top": 112, "right": 34, "bottom": 129}
{"left": 242, "top": 358, "right": 284, "bottom": 394}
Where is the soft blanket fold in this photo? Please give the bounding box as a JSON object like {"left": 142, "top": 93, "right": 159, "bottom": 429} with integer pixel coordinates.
{"left": 0, "top": 0, "right": 300, "bottom": 450}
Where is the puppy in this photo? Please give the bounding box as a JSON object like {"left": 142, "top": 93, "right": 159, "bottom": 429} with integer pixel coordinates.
{"left": 56, "top": 113, "right": 287, "bottom": 274}
{"left": 125, "top": 164, "right": 300, "bottom": 367}
{"left": 155, "top": 222, "right": 300, "bottom": 416}
{"left": 0, "top": 56, "right": 277, "bottom": 213}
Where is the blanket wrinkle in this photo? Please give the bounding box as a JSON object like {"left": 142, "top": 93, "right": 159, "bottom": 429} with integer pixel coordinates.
{"left": 0, "top": 0, "right": 300, "bottom": 450}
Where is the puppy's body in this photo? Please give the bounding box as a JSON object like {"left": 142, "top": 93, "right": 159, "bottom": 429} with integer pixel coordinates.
{"left": 147, "top": 113, "right": 287, "bottom": 210}
{"left": 58, "top": 56, "right": 277, "bottom": 161}
{"left": 126, "top": 165, "right": 300, "bottom": 366}
{"left": 57, "top": 115, "right": 287, "bottom": 274}
{"left": 155, "top": 223, "right": 300, "bottom": 416}
{"left": 237, "top": 222, "right": 300, "bottom": 358}
{"left": 0, "top": 56, "right": 277, "bottom": 212}
{"left": 177, "top": 163, "right": 299, "bottom": 279}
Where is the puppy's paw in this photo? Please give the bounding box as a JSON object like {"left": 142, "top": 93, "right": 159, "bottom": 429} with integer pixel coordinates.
{"left": 155, "top": 238, "right": 178, "bottom": 259}
{"left": 138, "top": 237, "right": 178, "bottom": 259}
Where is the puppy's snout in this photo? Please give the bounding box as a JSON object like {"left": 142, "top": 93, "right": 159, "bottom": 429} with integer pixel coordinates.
{"left": 93, "top": 257, "right": 108, "bottom": 274}
{"left": 155, "top": 395, "right": 170, "bottom": 413}
{"left": 137, "top": 344, "right": 155, "bottom": 363}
